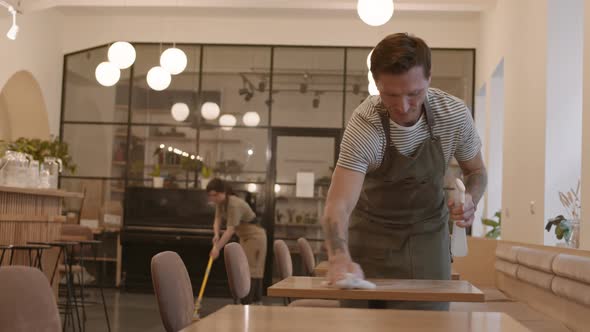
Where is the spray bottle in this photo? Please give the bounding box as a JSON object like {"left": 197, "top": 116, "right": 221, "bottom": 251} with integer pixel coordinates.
{"left": 451, "top": 178, "right": 469, "bottom": 257}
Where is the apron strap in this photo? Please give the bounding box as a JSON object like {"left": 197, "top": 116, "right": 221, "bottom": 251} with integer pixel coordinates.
{"left": 423, "top": 92, "right": 436, "bottom": 139}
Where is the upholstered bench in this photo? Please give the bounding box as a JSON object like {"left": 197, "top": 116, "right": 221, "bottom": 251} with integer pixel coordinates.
{"left": 490, "top": 243, "right": 590, "bottom": 331}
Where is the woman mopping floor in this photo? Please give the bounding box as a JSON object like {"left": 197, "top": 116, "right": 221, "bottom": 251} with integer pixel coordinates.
{"left": 206, "top": 178, "right": 267, "bottom": 304}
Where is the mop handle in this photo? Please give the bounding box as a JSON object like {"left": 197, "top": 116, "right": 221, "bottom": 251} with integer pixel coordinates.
{"left": 197, "top": 255, "right": 214, "bottom": 304}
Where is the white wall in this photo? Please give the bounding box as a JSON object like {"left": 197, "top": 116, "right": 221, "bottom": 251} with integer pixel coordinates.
{"left": 473, "top": 84, "right": 487, "bottom": 237}
{"left": 0, "top": 9, "right": 63, "bottom": 136}
{"left": 487, "top": 59, "right": 504, "bottom": 227}
{"left": 544, "top": 0, "right": 584, "bottom": 246}
{"left": 478, "top": 0, "right": 548, "bottom": 245}
{"left": 581, "top": 0, "right": 590, "bottom": 250}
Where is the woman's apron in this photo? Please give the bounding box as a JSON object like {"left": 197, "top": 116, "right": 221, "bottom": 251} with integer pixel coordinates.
{"left": 348, "top": 98, "right": 451, "bottom": 310}
{"left": 234, "top": 222, "right": 267, "bottom": 279}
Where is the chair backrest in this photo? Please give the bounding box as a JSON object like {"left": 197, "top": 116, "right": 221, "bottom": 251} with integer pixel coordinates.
{"left": 151, "top": 251, "right": 194, "bottom": 332}
{"left": 0, "top": 266, "right": 61, "bottom": 332}
{"left": 61, "top": 224, "right": 94, "bottom": 241}
{"left": 297, "top": 237, "right": 316, "bottom": 276}
{"left": 273, "top": 239, "right": 293, "bottom": 279}
{"left": 223, "top": 242, "right": 251, "bottom": 302}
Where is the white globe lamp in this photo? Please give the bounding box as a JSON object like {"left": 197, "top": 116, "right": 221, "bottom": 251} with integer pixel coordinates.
{"left": 108, "top": 41, "right": 136, "bottom": 69}
{"left": 95, "top": 62, "right": 121, "bottom": 87}
{"left": 160, "top": 47, "right": 187, "bottom": 75}
{"left": 219, "top": 114, "right": 237, "bottom": 130}
{"left": 201, "top": 102, "right": 221, "bottom": 120}
{"left": 242, "top": 112, "right": 261, "bottom": 127}
{"left": 171, "top": 102, "right": 190, "bottom": 122}
{"left": 366, "top": 49, "right": 373, "bottom": 70}
{"left": 357, "top": 0, "right": 394, "bottom": 27}
{"left": 247, "top": 183, "right": 257, "bottom": 193}
{"left": 146, "top": 66, "right": 171, "bottom": 91}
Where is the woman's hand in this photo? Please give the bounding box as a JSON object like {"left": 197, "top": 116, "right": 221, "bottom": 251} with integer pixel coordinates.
{"left": 212, "top": 234, "right": 220, "bottom": 245}
{"left": 209, "top": 246, "right": 220, "bottom": 260}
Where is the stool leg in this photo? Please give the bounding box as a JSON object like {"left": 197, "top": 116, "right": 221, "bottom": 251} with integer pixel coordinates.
{"left": 9, "top": 249, "right": 15, "bottom": 265}
{"left": 28, "top": 248, "right": 33, "bottom": 267}
{"left": 64, "top": 246, "right": 82, "bottom": 332}
{"left": 94, "top": 245, "right": 111, "bottom": 332}
{"left": 36, "top": 249, "right": 44, "bottom": 271}
{"left": 0, "top": 248, "right": 6, "bottom": 266}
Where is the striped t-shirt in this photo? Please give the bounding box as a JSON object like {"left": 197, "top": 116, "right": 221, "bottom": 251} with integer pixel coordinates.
{"left": 337, "top": 88, "right": 481, "bottom": 174}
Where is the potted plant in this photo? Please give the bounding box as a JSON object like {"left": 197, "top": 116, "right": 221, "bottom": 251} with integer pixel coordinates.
{"left": 546, "top": 180, "right": 581, "bottom": 248}
{"left": 1, "top": 136, "right": 76, "bottom": 173}
{"left": 482, "top": 211, "right": 501, "bottom": 239}
{"left": 150, "top": 163, "right": 164, "bottom": 188}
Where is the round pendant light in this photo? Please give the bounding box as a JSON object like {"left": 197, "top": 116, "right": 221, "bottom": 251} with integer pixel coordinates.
{"left": 242, "top": 111, "right": 261, "bottom": 127}
{"left": 95, "top": 62, "right": 121, "bottom": 87}
{"left": 171, "top": 102, "right": 190, "bottom": 122}
{"left": 357, "top": 0, "right": 394, "bottom": 27}
{"left": 108, "top": 41, "right": 136, "bottom": 69}
{"left": 160, "top": 47, "right": 188, "bottom": 75}
{"left": 247, "top": 183, "right": 257, "bottom": 193}
{"left": 146, "top": 66, "right": 171, "bottom": 91}
{"left": 200, "top": 102, "right": 221, "bottom": 120}
{"left": 219, "top": 114, "right": 237, "bottom": 128}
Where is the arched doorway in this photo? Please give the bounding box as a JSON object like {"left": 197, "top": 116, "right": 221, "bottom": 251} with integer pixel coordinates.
{"left": 0, "top": 70, "right": 50, "bottom": 141}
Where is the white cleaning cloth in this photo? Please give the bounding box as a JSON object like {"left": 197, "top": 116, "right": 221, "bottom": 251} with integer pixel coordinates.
{"left": 322, "top": 273, "right": 377, "bottom": 290}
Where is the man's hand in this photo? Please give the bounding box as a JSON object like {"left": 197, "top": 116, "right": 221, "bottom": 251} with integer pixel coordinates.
{"left": 448, "top": 192, "right": 476, "bottom": 228}
{"left": 212, "top": 234, "right": 220, "bottom": 245}
{"left": 327, "top": 253, "right": 364, "bottom": 284}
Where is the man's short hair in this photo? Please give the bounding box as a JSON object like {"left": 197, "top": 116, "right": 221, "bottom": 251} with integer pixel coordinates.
{"left": 370, "top": 33, "right": 431, "bottom": 79}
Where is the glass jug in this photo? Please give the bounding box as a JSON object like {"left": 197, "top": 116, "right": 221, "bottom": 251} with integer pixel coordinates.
{"left": 41, "top": 157, "right": 62, "bottom": 189}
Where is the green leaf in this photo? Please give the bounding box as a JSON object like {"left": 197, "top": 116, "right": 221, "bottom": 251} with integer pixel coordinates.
{"left": 482, "top": 219, "right": 499, "bottom": 227}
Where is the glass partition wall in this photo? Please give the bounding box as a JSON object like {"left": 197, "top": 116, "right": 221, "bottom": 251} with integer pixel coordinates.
{"left": 60, "top": 44, "right": 475, "bottom": 281}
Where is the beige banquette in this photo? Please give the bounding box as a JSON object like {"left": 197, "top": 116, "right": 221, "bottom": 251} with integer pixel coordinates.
{"left": 451, "top": 237, "right": 590, "bottom": 332}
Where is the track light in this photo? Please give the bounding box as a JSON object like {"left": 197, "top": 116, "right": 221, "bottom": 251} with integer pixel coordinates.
{"left": 239, "top": 74, "right": 255, "bottom": 102}
{"left": 1, "top": 2, "right": 18, "bottom": 40}
{"left": 312, "top": 91, "right": 321, "bottom": 109}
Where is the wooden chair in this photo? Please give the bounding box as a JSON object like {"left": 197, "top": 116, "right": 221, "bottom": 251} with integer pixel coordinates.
{"left": 273, "top": 240, "right": 339, "bottom": 308}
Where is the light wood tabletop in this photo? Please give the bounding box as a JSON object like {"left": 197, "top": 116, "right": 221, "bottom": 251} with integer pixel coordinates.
{"left": 313, "top": 260, "right": 461, "bottom": 280}
{"left": 267, "top": 276, "right": 484, "bottom": 302}
{"left": 181, "top": 305, "right": 530, "bottom": 332}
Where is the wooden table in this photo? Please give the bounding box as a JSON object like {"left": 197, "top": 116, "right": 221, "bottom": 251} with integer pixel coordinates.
{"left": 313, "top": 260, "right": 461, "bottom": 280}
{"left": 181, "top": 305, "right": 530, "bottom": 332}
{"left": 268, "top": 276, "right": 484, "bottom": 302}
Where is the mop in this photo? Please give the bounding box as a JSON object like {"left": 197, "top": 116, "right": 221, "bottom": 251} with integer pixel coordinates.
{"left": 193, "top": 255, "right": 214, "bottom": 321}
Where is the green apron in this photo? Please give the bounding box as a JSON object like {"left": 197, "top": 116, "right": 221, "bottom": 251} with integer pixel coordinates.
{"left": 347, "top": 97, "right": 451, "bottom": 310}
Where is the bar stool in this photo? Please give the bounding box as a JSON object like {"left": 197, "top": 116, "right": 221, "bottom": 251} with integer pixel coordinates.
{"left": 0, "top": 243, "right": 51, "bottom": 269}
{"left": 29, "top": 240, "right": 83, "bottom": 332}
{"left": 74, "top": 239, "right": 111, "bottom": 332}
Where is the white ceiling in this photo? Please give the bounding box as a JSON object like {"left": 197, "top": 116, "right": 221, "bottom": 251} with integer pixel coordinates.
{"left": 20, "top": 0, "right": 495, "bottom": 13}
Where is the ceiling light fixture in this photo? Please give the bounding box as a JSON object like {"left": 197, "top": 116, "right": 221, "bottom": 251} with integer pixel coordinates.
{"left": 108, "top": 41, "right": 136, "bottom": 69}
{"left": 1, "top": 2, "right": 18, "bottom": 40}
{"left": 219, "top": 114, "right": 237, "bottom": 130}
{"left": 170, "top": 102, "right": 190, "bottom": 122}
{"left": 147, "top": 66, "right": 171, "bottom": 91}
{"left": 160, "top": 47, "right": 187, "bottom": 75}
{"left": 357, "top": 0, "right": 394, "bottom": 27}
{"left": 95, "top": 61, "right": 121, "bottom": 87}
{"left": 201, "top": 102, "right": 221, "bottom": 120}
{"left": 242, "top": 112, "right": 260, "bottom": 127}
